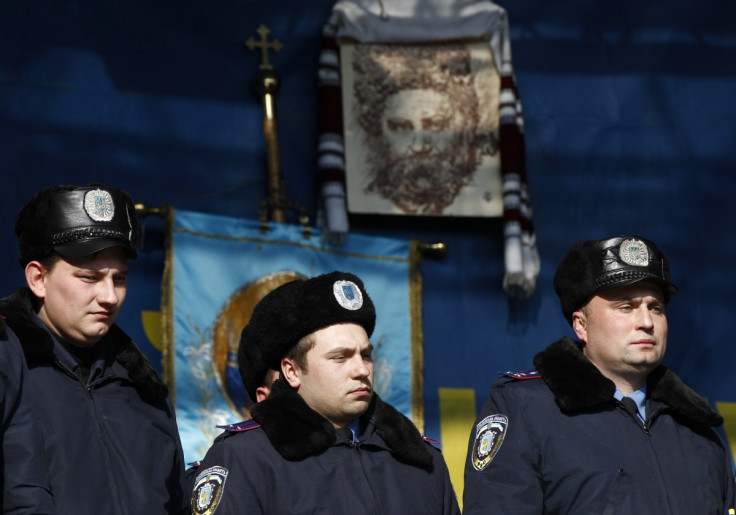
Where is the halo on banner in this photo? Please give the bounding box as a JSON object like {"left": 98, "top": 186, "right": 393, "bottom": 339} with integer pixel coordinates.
{"left": 211, "top": 271, "right": 306, "bottom": 417}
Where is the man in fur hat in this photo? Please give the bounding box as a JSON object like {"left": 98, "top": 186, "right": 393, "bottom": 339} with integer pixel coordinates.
{"left": 191, "top": 271, "right": 460, "bottom": 514}
{"left": 0, "top": 184, "right": 188, "bottom": 514}
{"left": 463, "top": 235, "right": 735, "bottom": 514}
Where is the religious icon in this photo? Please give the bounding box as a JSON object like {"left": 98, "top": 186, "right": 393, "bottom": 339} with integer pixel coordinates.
{"left": 341, "top": 41, "right": 503, "bottom": 217}
{"left": 211, "top": 271, "right": 304, "bottom": 416}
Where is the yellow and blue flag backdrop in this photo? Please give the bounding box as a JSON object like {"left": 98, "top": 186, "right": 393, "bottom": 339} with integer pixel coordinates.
{"left": 162, "top": 208, "right": 423, "bottom": 464}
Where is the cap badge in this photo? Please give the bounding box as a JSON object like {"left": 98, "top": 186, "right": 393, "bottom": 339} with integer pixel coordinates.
{"left": 333, "top": 280, "right": 363, "bottom": 311}
{"left": 84, "top": 188, "right": 115, "bottom": 222}
{"left": 619, "top": 238, "right": 649, "bottom": 267}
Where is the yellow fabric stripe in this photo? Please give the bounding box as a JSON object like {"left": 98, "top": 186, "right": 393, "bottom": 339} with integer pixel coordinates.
{"left": 716, "top": 402, "right": 736, "bottom": 466}
{"left": 439, "top": 387, "right": 476, "bottom": 511}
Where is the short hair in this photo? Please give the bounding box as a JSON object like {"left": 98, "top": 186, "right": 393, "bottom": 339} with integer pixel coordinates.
{"left": 37, "top": 253, "right": 62, "bottom": 271}
{"left": 285, "top": 332, "right": 317, "bottom": 373}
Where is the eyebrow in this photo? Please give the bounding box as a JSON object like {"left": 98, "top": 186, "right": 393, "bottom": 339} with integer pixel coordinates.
{"left": 326, "top": 344, "right": 374, "bottom": 355}
{"left": 78, "top": 266, "right": 129, "bottom": 274}
{"left": 609, "top": 294, "right": 664, "bottom": 304}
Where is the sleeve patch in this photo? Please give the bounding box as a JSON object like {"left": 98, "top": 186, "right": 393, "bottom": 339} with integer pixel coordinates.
{"left": 192, "top": 466, "right": 228, "bottom": 515}
{"left": 471, "top": 414, "right": 508, "bottom": 471}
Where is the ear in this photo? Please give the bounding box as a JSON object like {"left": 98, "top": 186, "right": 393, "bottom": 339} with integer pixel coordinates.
{"left": 25, "top": 261, "right": 47, "bottom": 299}
{"left": 281, "top": 358, "right": 302, "bottom": 389}
{"left": 255, "top": 385, "right": 271, "bottom": 403}
{"left": 572, "top": 310, "right": 587, "bottom": 342}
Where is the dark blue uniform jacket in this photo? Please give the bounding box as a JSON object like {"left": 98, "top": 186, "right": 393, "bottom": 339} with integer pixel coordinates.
{"left": 192, "top": 379, "right": 461, "bottom": 514}
{"left": 0, "top": 288, "right": 188, "bottom": 515}
{"left": 463, "top": 336, "right": 735, "bottom": 514}
{"left": 1, "top": 318, "right": 55, "bottom": 514}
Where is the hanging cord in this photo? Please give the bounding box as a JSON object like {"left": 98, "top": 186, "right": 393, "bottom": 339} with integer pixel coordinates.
{"left": 376, "top": 0, "right": 389, "bottom": 20}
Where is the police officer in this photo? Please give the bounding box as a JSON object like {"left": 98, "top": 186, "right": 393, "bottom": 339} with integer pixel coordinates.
{"left": 1, "top": 322, "right": 54, "bottom": 514}
{"left": 238, "top": 314, "right": 280, "bottom": 404}
{"left": 185, "top": 326, "right": 280, "bottom": 489}
{"left": 463, "top": 235, "right": 735, "bottom": 514}
{"left": 191, "top": 271, "right": 460, "bottom": 514}
{"left": 0, "top": 184, "right": 188, "bottom": 514}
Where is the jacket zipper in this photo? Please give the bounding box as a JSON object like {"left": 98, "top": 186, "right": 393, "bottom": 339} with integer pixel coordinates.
{"left": 350, "top": 441, "right": 383, "bottom": 515}
{"left": 56, "top": 360, "right": 124, "bottom": 515}
{"left": 620, "top": 402, "right": 674, "bottom": 514}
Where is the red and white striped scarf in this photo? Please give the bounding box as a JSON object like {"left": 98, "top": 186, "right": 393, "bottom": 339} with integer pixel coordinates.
{"left": 316, "top": 0, "right": 539, "bottom": 297}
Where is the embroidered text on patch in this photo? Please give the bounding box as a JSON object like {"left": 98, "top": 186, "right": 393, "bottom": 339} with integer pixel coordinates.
{"left": 192, "top": 466, "right": 228, "bottom": 515}
{"left": 472, "top": 414, "right": 508, "bottom": 471}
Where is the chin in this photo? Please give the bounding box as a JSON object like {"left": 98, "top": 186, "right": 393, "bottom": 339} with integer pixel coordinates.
{"left": 83, "top": 329, "right": 109, "bottom": 345}
{"left": 347, "top": 402, "right": 371, "bottom": 418}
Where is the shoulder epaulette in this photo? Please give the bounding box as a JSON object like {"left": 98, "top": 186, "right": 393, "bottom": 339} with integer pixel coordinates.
{"left": 500, "top": 369, "right": 541, "bottom": 380}
{"left": 422, "top": 435, "right": 440, "bottom": 446}
{"left": 216, "top": 419, "right": 261, "bottom": 433}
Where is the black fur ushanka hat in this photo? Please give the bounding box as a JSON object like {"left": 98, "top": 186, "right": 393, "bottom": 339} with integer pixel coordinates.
{"left": 240, "top": 271, "right": 376, "bottom": 374}
{"left": 238, "top": 326, "right": 271, "bottom": 402}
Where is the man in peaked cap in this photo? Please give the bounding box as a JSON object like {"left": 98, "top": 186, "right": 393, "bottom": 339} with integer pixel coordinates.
{"left": 191, "top": 271, "right": 460, "bottom": 515}
{"left": 463, "top": 235, "right": 735, "bottom": 514}
{"left": 0, "top": 184, "right": 188, "bottom": 515}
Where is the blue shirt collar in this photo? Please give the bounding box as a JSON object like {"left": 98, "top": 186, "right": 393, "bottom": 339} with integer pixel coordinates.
{"left": 346, "top": 419, "right": 360, "bottom": 442}
{"left": 614, "top": 385, "right": 647, "bottom": 422}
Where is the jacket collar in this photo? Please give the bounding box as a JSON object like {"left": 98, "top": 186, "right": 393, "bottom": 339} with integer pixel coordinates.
{"left": 533, "top": 336, "right": 722, "bottom": 427}
{"left": 251, "top": 379, "right": 433, "bottom": 469}
{"left": 0, "top": 287, "right": 168, "bottom": 404}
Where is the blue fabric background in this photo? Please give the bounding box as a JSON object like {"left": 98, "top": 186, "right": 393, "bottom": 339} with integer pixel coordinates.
{"left": 0, "top": 0, "right": 734, "bottom": 457}
{"left": 171, "top": 209, "right": 414, "bottom": 463}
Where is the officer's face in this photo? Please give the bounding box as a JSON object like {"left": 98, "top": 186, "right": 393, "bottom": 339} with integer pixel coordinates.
{"left": 33, "top": 247, "right": 129, "bottom": 347}
{"left": 285, "top": 323, "right": 374, "bottom": 428}
{"left": 573, "top": 281, "right": 667, "bottom": 391}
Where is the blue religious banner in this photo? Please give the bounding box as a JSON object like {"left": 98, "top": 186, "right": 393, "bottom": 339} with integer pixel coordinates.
{"left": 162, "top": 208, "right": 423, "bottom": 464}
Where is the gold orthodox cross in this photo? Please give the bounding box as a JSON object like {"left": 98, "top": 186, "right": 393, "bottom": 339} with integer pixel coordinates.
{"left": 245, "top": 24, "right": 283, "bottom": 70}
{"left": 245, "top": 24, "right": 286, "bottom": 223}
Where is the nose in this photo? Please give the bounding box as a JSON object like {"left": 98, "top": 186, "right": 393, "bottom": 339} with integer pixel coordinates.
{"left": 350, "top": 355, "right": 372, "bottom": 379}
{"left": 97, "top": 279, "right": 120, "bottom": 306}
{"left": 635, "top": 305, "right": 654, "bottom": 330}
{"left": 408, "top": 132, "right": 432, "bottom": 154}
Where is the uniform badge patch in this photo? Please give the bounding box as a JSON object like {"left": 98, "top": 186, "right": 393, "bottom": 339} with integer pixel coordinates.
{"left": 192, "top": 466, "right": 228, "bottom": 515}
{"left": 472, "top": 414, "right": 508, "bottom": 471}
{"left": 333, "top": 280, "right": 363, "bottom": 310}
{"left": 84, "top": 188, "right": 115, "bottom": 222}
{"left": 619, "top": 238, "right": 649, "bottom": 267}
